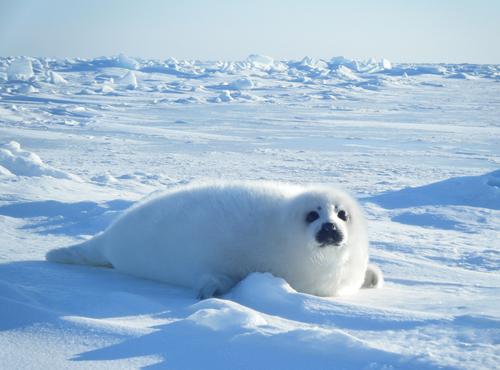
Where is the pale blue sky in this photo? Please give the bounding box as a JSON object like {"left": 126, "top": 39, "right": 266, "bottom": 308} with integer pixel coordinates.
{"left": 1, "top": 0, "right": 499, "bottom": 63}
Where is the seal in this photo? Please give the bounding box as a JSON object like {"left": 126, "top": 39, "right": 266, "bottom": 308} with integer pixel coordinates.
{"left": 46, "top": 181, "right": 383, "bottom": 298}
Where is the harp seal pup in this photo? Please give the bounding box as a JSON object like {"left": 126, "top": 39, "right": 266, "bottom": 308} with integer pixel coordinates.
{"left": 46, "top": 181, "right": 383, "bottom": 298}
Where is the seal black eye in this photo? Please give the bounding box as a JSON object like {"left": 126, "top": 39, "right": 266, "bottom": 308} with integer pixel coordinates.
{"left": 306, "top": 211, "right": 320, "bottom": 223}
{"left": 337, "top": 210, "right": 348, "bottom": 222}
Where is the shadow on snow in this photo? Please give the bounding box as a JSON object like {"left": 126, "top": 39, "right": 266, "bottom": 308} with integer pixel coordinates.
{"left": 364, "top": 170, "right": 500, "bottom": 210}
{"left": 0, "top": 199, "right": 134, "bottom": 236}
{"left": 0, "top": 260, "right": 456, "bottom": 370}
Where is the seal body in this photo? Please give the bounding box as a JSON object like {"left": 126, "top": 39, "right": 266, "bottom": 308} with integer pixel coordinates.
{"left": 46, "top": 181, "right": 382, "bottom": 298}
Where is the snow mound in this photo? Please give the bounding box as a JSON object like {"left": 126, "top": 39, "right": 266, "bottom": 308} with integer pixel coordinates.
{"left": 173, "top": 297, "right": 428, "bottom": 369}
{"left": 7, "top": 58, "right": 34, "bottom": 81}
{"left": 0, "top": 260, "right": 448, "bottom": 370}
{"left": 367, "top": 170, "right": 500, "bottom": 210}
{"left": 227, "top": 77, "right": 255, "bottom": 90}
{"left": 188, "top": 300, "right": 268, "bottom": 331}
{"left": 0, "top": 141, "right": 81, "bottom": 180}
{"left": 230, "top": 272, "right": 296, "bottom": 304}
{"left": 118, "top": 70, "right": 138, "bottom": 89}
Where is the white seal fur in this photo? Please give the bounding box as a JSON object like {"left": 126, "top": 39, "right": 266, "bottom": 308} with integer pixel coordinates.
{"left": 46, "top": 181, "right": 383, "bottom": 298}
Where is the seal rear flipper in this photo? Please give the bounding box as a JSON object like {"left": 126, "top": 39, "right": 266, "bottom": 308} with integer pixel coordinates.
{"left": 362, "top": 263, "right": 384, "bottom": 289}
{"left": 46, "top": 236, "right": 111, "bottom": 267}
{"left": 197, "top": 274, "right": 237, "bottom": 299}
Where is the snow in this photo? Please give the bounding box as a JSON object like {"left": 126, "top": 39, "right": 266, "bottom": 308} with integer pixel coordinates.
{"left": 0, "top": 54, "right": 499, "bottom": 369}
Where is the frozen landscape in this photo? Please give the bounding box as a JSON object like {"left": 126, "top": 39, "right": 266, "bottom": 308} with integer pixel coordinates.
{"left": 0, "top": 54, "right": 499, "bottom": 369}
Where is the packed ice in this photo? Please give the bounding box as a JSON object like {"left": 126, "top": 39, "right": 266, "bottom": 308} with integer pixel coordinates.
{"left": 0, "top": 53, "right": 499, "bottom": 370}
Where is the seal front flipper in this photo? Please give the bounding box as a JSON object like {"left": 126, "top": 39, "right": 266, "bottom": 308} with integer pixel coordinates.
{"left": 46, "top": 234, "right": 111, "bottom": 267}
{"left": 362, "top": 264, "right": 384, "bottom": 289}
{"left": 197, "top": 274, "right": 237, "bottom": 299}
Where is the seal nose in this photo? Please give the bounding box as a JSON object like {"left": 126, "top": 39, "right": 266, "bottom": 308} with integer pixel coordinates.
{"left": 316, "top": 222, "right": 343, "bottom": 246}
{"left": 321, "top": 222, "right": 336, "bottom": 233}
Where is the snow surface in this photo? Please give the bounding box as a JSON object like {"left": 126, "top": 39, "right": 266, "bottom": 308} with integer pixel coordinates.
{"left": 0, "top": 54, "right": 499, "bottom": 369}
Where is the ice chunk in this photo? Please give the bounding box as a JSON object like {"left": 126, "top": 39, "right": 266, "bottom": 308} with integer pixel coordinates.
{"left": 49, "top": 71, "right": 68, "bottom": 85}
{"left": 0, "top": 165, "right": 14, "bottom": 177}
{"left": 16, "top": 84, "right": 38, "bottom": 94}
{"left": 329, "top": 56, "right": 392, "bottom": 73}
{"left": 358, "top": 57, "right": 393, "bottom": 73}
{"left": 246, "top": 54, "right": 274, "bottom": 70}
{"left": 329, "top": 56, "right": 356, "bottom": 69}
{"left": 116, "top": 54, "right": 139, "bottom": 70}
{"left": 7, "top": 58, "right": 34, "bottom": 81}
{"left": 335, "top": 65, "right": 360, "bottom": 80}
{"left": 118, "top": 70, "right": 138, "bottom": 89}
{"left": 99, "top": 84, "right": 115, "bottom": 94}
{"left": 296, "top": 56, "right": 329, "bottom": 70}
{"left": 58, "top": 119, "right": 80, "bottom": 126}
{"left": 447, "top": 72, "right": 477, "bottom": 80}
{"left": 208, "top": 90, "right": 234, "bottom": 103}
{"left": 91, "top": 173, "right": 118, "bottom": 185}
{"left": 381, "top": 58, "right": 392, "bottom": 70}
{"left": 77, "top": 88, "right": 96, "bottom": 95}
{"left": 218, "top": 90, "right": 233, "bottom": 102}
{"left": 228, "top": 77, "right": 254, "bottom": 90}
{"left": 330, "top": 56, "right": 353, "bottom": 65}
{"left": 165, "top": 56, "right": 179, "bottom": 65}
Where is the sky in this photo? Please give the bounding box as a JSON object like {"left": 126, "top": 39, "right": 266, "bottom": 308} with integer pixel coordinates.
{"left": 0, "top": 0, "right": 499, "bottom": 63}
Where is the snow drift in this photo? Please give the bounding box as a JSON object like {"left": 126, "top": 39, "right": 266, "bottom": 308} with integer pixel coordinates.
{"left": 0, "top": 141, "right": 81, "bottom": 180}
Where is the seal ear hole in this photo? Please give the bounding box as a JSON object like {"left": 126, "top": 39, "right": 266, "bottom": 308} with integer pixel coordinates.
{"left": 337, "top": 210, "right": 348, "bottom": 222}
{"left": 305, "top": 211, "right": 320, "bottom": 223}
